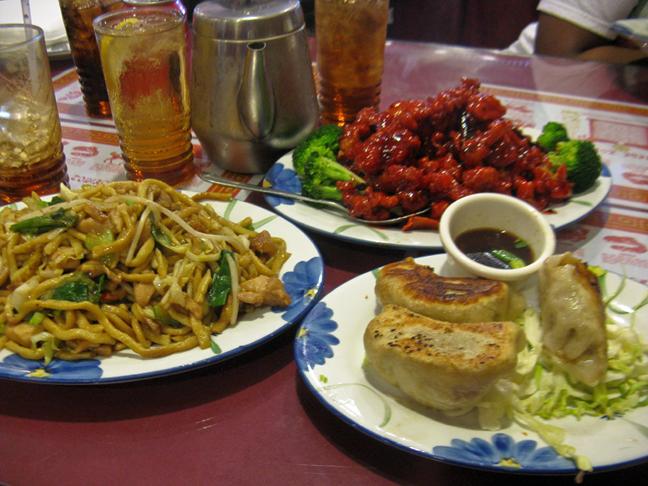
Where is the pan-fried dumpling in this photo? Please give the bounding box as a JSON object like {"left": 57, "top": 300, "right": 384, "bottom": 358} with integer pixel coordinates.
{"left": 538, "top": 253, "right": 607, "bottom": 387}
{"left": 375, "top": 258, "right": 525, "bottom": 323}
{"left": 364, "top": 304, "right": 524, "bottom": 412}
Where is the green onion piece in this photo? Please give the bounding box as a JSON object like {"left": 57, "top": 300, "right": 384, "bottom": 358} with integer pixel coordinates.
{"left": 97, "top": 274, "right": 106, "bottom": 292}
{"left": 28, "top": 312, "right": 45, "bottom": 326}
{"left": 86, "top": 231, "right": 116, "bottom": 266}
{"left": 514, "top": 238, "right": 529, "bottom": 249}
{"left": 152, "top": 305, "right": 181, "bottom": 327}
{"left": 151, "top": 224, "right": 174, "bottom": 248}
{"left": 210, "top": 338, "right": 222, "bottom": 355}
{"left": 207, "top": 251, "right": 232, "bottom": 308}
{"left": 588, "top": 265, "right": 607, "bottom": 278}
{"left": 149, "top": 215, "right": 177, "bottom": 250}
{"left": 10, "top": 209, "right": 78, "bottom": 235}
{"left": 50, "top": 275, "right": 103, "bottom": 304}
{"left": 490, "top": 249, "right": 526, "bottom": 269}
{"left": 48, "top": 196, "right": 66, "bottom": 206}
{"left": 84, "top": 229, "right": 114, "bottom": 250}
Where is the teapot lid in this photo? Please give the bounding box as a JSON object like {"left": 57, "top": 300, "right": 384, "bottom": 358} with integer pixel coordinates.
{"left": 193, "top": 0, "right": 305, "bottom": 40}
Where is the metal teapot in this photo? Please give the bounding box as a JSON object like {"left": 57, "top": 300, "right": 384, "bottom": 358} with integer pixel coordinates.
{"left": 191, "top": 0, "right": 319, "bottom": 173}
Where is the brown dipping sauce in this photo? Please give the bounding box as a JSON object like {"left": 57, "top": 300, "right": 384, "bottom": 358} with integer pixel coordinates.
{"left": 455, "top": 228, "right": 534, "bottom": 269}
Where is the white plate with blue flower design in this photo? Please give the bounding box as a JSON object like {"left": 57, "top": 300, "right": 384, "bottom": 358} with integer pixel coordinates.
{"left": 0, "top": 199, "right": 324, "bottom": 385}
{"left": 294, "top": 254, "right": 648, "bottom": 474}
{"left": 264, "top": 153, "right": 611, "bottom": 250}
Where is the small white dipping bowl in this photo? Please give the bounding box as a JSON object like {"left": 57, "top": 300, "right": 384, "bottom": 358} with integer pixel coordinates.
{"left": 439, "top": 193, "right": 556, "bottom": 281}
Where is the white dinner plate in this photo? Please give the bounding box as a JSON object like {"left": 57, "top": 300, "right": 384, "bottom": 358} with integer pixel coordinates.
{"left": 0, "top": 198, "right": 324, "bottom": 384}
{"left": 294, "top": 254, "right": 648, "bottom": 474}
{"left": 263, "top": 152, "right": 611, "bottom": 250}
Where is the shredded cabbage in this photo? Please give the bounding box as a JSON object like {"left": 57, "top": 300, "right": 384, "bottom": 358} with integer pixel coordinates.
{"left": 30, "top": 331, "right": 59, "bottom": 365}
{"left": 476, "top": 307, "right": 648, "bottom": 473}
{"left": 8, "top": 276, "right": 40, "bottom": 313}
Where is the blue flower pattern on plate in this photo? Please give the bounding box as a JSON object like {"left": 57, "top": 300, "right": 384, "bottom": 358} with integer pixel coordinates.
{"left": 276, "top": 256, "right": 324, "bottom": 322}
{"left": 433, "top": 433, "right": 573, "bottom": 470}
{"left": 0, "top": 353, "right": 102, "bottom": 382}
{"left": 264, "top": 163, "right": 301, "bottom": 207}
{"left": 295, "top": 301, "right": 340, "bottom": 369}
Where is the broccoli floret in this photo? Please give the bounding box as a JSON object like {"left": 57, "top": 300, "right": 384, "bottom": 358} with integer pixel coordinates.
{"left": 301, "top": 179, "right": 343, "bottom": 201}
{"left": 293, "top": 125, "right": 363, "bottom": 201}
{"left": 292, "top": 124, "right": 343, "bottom": 176}
{"left": 537, "top": 122, "right": 569, "bottom": 152}
{"left": 304, "top": 154, "right": 363, "bottom": 186}
{"left": 301, "top": 154, "right": 364, "bottom": 201}
{"left": 548, "top": 140, "right": 602, "bottom": 193}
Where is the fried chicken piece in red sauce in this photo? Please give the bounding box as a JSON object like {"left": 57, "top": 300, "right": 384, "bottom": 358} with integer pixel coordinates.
{"left": 340, "top": 184, "right": 399, "bottom": 221}
{"left": 335, "top": 78, "right": 572, "bottom": 222}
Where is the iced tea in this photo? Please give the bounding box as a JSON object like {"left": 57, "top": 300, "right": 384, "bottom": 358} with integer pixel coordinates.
{"left": 124, "top": 0, "right": 186, "bottom": 15}
{"left": 93, "top": 8, "right": 194, "bottom": 185}
{"left": 315, "top": 0, "right": 389, "bottom": 125}
{"left": 0, "top": 24, "right": 68, "bottom": 203}
{"left": 59, "top": 0, "right": 124, "bottom": 118}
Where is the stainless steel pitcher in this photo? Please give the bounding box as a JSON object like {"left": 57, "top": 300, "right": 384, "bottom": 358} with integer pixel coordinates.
{"left": 191, "top": 0, "right": 319, "bottom": 173}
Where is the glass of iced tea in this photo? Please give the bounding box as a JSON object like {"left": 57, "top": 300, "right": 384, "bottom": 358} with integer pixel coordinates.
{"left": 0, "top": 24, "right": 68, "bottom": 204}
{"left": 315, "top": 0, "right": 389, "bottom": 125}
{"left": 93, "top": 7, "right": 194, "bottom": 185}
{"left": 58, "top": 0, "right": 124, "bottom": 118}
{"left": 123, "top": 0, "right": 186, "bottom": 15}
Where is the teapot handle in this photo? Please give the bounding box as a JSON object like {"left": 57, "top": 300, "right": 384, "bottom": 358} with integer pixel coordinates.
{"left": 237, "top": 42, "right": 275, "bottom": 139}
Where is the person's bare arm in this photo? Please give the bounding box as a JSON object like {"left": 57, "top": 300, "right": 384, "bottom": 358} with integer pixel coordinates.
{"left": 578, "top": 45, "right": 647, "bottom": 64}
{"left": 535, "top": 12, "right": 647, "bottom": 64}
{"left": 535, "top": 12, "right": 608, "bottom": 56}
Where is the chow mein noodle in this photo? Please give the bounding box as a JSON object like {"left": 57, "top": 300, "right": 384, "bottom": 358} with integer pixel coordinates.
{"left": 0, "top": 180, "right": 291, "bottom": 362}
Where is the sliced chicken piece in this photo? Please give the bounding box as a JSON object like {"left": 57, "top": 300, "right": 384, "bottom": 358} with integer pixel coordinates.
{"left": 238, "top": 275, "right": 291, "bottom": 307}
{"left": 133, "top": 283, "right": 156, "bottom": 307}
{"left": 5, "top": 323, "right": 42, "bottom": 348}
{"left": 249, "top": 231, "right": 277, "bottom": 256}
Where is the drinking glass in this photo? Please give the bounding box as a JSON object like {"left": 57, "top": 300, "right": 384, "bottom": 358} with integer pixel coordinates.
{"left": 93, "top": 7, "right": 194, "bottom": 185}
{"left": 0, "top": 24, "right": 68, "bottom": 203}
{"left": 124, "top": 0, "right": 191, "bottom": 66}
{"left": 58, "top": 0, "right": 124, "bottom": 118}
{"left": 315, "top": 0, "right": 389, "bottom": 125}
{"left": 123, "top": 0, "right": 186, "bottom": 15}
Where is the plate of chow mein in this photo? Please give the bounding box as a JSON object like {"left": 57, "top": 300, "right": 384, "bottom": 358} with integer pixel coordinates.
{"left": 0, "top": 180, "right": 324, "bottom": 384}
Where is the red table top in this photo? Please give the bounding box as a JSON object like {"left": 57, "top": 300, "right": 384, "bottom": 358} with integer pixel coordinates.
{"left": 2, "top": 41, "right": 648, "bottom": 485}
